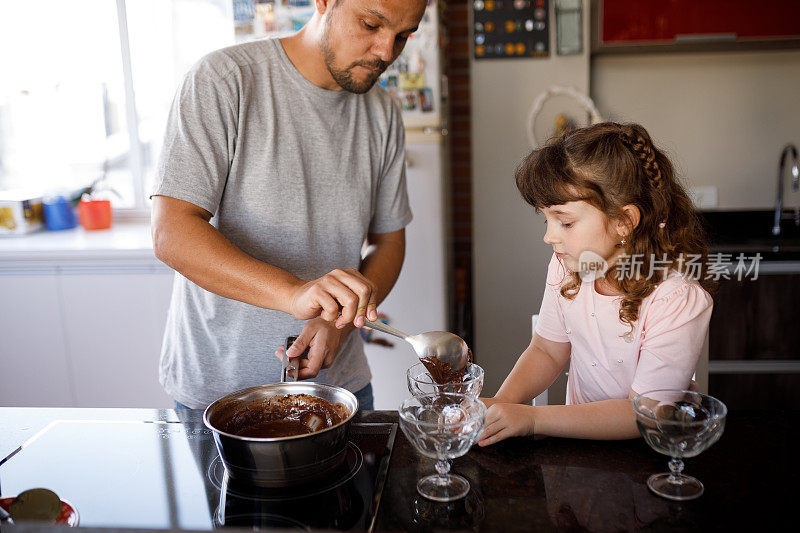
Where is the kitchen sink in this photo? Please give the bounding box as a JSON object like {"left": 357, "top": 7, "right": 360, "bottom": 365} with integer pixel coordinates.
{"left": 698, "top": 210, "right": 800, "bottom": 261}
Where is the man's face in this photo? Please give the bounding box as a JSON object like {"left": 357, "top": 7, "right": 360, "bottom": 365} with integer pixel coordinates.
{"left": 320, "top": 0, "right": 426, "bottom": 94}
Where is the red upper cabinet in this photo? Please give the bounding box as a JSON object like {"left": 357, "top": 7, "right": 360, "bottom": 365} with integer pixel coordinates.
{"left": 592, "top": 0, "right": 800, "bottom": 53}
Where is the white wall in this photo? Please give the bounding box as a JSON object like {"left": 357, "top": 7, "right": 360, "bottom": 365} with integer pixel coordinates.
{"left": 592, "top": 49, "right": 800, "bottom": 210}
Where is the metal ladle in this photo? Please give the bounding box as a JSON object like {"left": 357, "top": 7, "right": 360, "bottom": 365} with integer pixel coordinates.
{"left": 363, "top": 320, "right": 470, "bottom": 372}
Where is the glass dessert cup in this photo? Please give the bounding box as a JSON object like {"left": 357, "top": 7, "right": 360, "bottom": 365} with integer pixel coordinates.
{"left": 633, "top": 389, "right": 727, "bottom": 501}
{"left": 398, "top": 393, "right": 486, "bottom": 502}
{"left": 406, "top": 362, "right": 484, "bottom": 398}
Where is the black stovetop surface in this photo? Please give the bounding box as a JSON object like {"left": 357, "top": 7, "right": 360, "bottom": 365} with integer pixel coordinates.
{"left": 1, "top": 408, "right": 796, "bottom": 532}
{"left": 0, "top": 418, "right": 396, "bottom": 532}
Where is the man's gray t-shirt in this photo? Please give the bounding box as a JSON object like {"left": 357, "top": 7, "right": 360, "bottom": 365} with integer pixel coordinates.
{"left": 153, "top": 38, "right": 412, "bottom": 409}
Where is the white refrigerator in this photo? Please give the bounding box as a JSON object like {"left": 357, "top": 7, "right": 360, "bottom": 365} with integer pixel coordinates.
{"left": 231, "top": 1, "right": 450, "bottom": 409}
{"left": 363, "top": 134, "right": 448, "bottom": 409}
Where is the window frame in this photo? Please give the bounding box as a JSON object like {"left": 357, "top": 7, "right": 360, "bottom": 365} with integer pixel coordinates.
{"left": 115, "top": 0, "right": 149, "bottom": 219}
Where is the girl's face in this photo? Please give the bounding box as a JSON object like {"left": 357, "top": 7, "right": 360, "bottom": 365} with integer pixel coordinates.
{"left": 541, "top": 201, "right": 624, "bottom": 273}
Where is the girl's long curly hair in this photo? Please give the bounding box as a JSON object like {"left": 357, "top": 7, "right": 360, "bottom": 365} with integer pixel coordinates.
{"left": 515, "top": 122, "right": 715, "bottom": 332}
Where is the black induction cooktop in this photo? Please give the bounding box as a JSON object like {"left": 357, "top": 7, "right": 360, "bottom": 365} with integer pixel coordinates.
{"left": 0, "top": 418, "right": 396, "bottom": 531}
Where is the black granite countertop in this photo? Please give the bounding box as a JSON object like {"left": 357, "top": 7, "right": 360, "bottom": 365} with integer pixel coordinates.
{"left": 360, "top": 410, "right": 795, "bottom": 532}
{"left": 0, "top": 407, "right": 794, "bottom": 532}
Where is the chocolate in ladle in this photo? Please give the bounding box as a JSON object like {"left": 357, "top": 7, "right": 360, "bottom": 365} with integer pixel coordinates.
{"left": 421, "top": 348, "right": 474, "bottom": 385}
{"left": 222, "top": 394, "right": 350, "bottom": 438}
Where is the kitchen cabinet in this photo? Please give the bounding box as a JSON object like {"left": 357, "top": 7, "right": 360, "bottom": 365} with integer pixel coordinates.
{"left": 0, "top": 224, "right": 175, "bottom": 408}
{"left": 709, "top": 269, "right": 800, "bottom": 410}
{"left": 593, "top": 0, "right": 800, "bottom": 54}
{"left": 699, "top": 210, "right": 800, "bottom": 410}
{"left": 0, "top": 273, "right": 73, "bottom": 406}
{"left": 710, "top": 273, "right": 800, "bottom": 361}
{"left": 0, "top": 264, "right": 175, "bottom": 408}
{"left": 59, "top": 268, "right": 174, "bottom": 407}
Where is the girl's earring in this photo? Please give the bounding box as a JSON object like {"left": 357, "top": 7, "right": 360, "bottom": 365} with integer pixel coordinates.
{"left": 620, "top": 236, "right": 627, "bottom": 246}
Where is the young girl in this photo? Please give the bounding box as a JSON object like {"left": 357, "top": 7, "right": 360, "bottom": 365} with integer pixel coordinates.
{"left": 478, "top": 122, "right": 715, "bottom": 444}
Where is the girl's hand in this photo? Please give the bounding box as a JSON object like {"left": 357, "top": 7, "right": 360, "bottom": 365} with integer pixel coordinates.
{"left": 477, "top": 403, "right": 537, "bottom": 447}
{"left": 479, "top": 396, "right": 510, "bottom": 409}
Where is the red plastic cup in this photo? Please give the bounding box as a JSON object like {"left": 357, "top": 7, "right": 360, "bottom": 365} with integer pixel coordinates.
{"left": 77, "top": 199, "right": 113, "bottom": 230}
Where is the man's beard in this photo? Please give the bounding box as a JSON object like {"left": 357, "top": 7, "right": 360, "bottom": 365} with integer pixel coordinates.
{"left": 320, "top": 23, "right": 387, "bottom": 94}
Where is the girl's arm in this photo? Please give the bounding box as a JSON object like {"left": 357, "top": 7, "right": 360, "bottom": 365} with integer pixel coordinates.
{"left": 528, "top": 395, "right": 639, "bottom": 439}
{"left": 481, "top": 333, "right": 571, "bottom": 407}
{"left": 478, "top": 391, "right": 639, "bottom": 445}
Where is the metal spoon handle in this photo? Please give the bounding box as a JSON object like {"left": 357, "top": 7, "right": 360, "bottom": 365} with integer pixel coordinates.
{"left": 0, "top": 505, "right": 13, "bottom": 524}
{"left": 363, "top": 320, "right": 409, "bottom": 341}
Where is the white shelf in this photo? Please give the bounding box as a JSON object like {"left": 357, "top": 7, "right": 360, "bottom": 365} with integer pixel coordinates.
{"left": 0, "top": 221, "right": 161, "bottom": 265}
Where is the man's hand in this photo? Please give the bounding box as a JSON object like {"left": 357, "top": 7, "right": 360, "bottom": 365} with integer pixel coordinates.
{"left": 274, "top": 318, "right": 351, "bottom": 380}
{"left": 477, "top": 403, "right": 537, "bottom": 447}
{"left": 289, "top": 269, "right": 378, "bottom": 328}
{"left": 152, "top": 197, "right": 399, "bottom": 331}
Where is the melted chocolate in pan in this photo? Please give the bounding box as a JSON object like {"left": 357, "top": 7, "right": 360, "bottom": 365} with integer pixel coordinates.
{"left": 222, "top": 394, "right": 350, "bottom": 438}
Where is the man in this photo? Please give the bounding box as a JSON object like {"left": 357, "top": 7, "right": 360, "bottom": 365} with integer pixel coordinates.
{"left": 151, "top": 0, "right": 427, "bottom": 409}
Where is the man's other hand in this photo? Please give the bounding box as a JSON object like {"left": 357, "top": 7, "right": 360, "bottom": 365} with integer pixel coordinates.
{"left": 274, "top": 318, "right": 351, "bottom": 380}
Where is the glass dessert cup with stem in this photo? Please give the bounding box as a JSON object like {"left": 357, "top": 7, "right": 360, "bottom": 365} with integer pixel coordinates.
{"left": 398, "top": 392, "right": 486, "bottom": 502}
{"left": 406, "top": 362, "right": 484, "bottom": 398}
{"left": 632, "top": 389, "right": 727, "bottom": 501}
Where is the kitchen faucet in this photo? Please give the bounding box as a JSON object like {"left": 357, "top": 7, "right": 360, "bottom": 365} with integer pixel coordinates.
{"left": 773, "top": 143, "right": 799, "bottom": 236}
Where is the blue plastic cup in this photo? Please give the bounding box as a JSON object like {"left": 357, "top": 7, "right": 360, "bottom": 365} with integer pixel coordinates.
{"left": 43, "top": 196, "right": 78, "bottom": 231}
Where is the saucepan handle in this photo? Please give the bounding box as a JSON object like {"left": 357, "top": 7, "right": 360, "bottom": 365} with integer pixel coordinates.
{"left": 282, "top": 336, "right": 310, "bottom": 382}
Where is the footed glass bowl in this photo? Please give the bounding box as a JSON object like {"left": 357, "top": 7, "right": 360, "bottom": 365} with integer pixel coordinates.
{"left": 406, "top": 362, "right": 484, "bottom": 398}
{"left": 633, "top": 389, "right": 727, "bottom": 501}
{"left": 399, "top": 393, "right": 485, "bottom": 502}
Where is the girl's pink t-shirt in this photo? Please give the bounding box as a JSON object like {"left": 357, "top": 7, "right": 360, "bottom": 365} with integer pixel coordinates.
{"left": 535, "top": 253, "right": 713, "bottom": 405}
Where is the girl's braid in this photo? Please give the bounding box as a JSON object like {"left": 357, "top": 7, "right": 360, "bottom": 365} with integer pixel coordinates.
{"left": 619, "top": 127, "right": 663, "bottom": 189}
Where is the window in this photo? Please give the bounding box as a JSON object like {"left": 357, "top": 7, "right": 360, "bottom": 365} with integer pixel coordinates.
{"left": 0, "top": 0, "right": 234, "bottom": 215}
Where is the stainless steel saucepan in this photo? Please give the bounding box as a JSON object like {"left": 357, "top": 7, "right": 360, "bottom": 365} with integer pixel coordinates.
{"left": 203, "top": 382, "right": 358, "bottom": 488}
